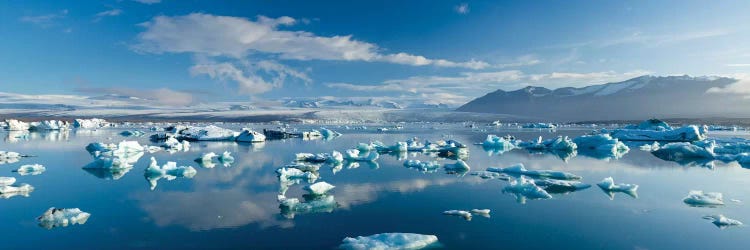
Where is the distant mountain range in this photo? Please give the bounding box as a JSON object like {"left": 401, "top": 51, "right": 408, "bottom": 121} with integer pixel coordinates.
{"left": 457, "top": 75, "right": 750, "bottom": 121}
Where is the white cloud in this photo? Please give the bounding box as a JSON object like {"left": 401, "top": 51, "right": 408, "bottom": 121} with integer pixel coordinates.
{"left": 132, "top": 0, "right": 161, "bottom": 4}
{"left": 134, "top": 13, "right": 488, "bottom": 69}
{"left": 94, "top": 8, "right": 122, "bottom": 22}
{"left": 189, "top": 60, "right": 311, "bottom": 95}
{"left": 75, "top": 87, "right": 195, "bottom": 106}
{"left": 20, "top": 9, "right": 68, "bottom": 27}
{"left": 455, "top": 3, "right": 470, "bottom": 14}
{"left": 726, "top": 63, "right": 750, "bottom": 67}
{"left": 707, "top": 77, "right": 750, "bottom": 98}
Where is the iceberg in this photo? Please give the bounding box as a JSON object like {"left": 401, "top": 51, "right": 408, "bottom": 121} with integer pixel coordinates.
{"left": 443, "top": 159, "right": 470, "bottom": 171}
{"left": 470, "top": 209, "right": 491, "bottom": 218}
{"left": 403, "top": 160, "right": 441, "bottom": 173}
{"left": 177, "top": 125, "right": 238, "bottom": 141}
{"left": 278, "top": 194, "right": 336, "bottom": 219}
{"left": 639, "top": 141, "right": 660, "bottom": 151}
{"left": 683, "top": 190, "right": 724, "bottom": 207}
{"left": 624, "top": 119, "right": 673, "bottom": 131}
{"left": 144, "top": 157, "right": 197, "bottom": 190}
{"left": 443, "top": 210, "right": 473, "bottom": 220}
{"left": 481, "top": 135, "right": 517, "bottom": 152}
{"left": 339, "top": 233, "right": 439, "bottom": 250}
{"left": 609, "top": 125, "right": 707, "bottom": 142}
{"left": 573, "top": 134, "right": 629, "bottom": 159}
{"left": 597, "top": 177, "right": 638, "bottom": 199}
{"left": 296, "top": 151, "right": 344, "bottom": 164}
{"left": 235, "top": 128, "right": 266, "bottom": 142}
{"left": 5, "top": 119, "right": 31, "bottom": 131}
{"left": 503, "top": 176, "right": 552, "bottom": 204}
{"left": 522, "top": 123, "right": 557, "bottom": 129}
{"left": 652, "top": 142, "right": 715, "bottom": 161}
{"left": 535, "top": 179, "right": 591, "bottom": 194}
{"left": 195, "top": 152, "right": 218, "bottom": 168}
{"left": 276, "top": 167, "right": 318, "bottom": 183}
{"left": 0, "top": 151, "right": 24, "bottom": 164}
{"left": 218, "top": 151, "right": 234, "bottom": 166}
{"left": 73, "top": 118, "right": 109, "bottom": 129}
{"left": 488, "top": 163, "right": 582, "bottom": 180}
{"left": 320, "top": 127, "right": 342, "bottom": 139}
{"left": 344, "top": 149, "right": 379, "bottom": 162}
{"left": 702, "top": 215, "right": 743, "bottom": 229}
{"left": 0, "top": 176, "right": 16, "bottom": 186}
{"left": 37, "top": 207, "right": 91, "bottom": 229}
{"left": 86, "top": 140, "right": 144, "bottom": 156}
{"left": 0, "top": 183, "right": 34, "bottom": 198}
{"left": 29, "top": 120, "right": 69, "bottom": 131}
{"left": 304, "top": 181, "right": 335, "bottom": 195}
{"left": 162, "top": 137, "right": 190, "bottom": 152}
{"left": 14, "top": 164, "right": 46, "bottom": 175}
{"left": 519, "top": 136, "right": 577, "bottom": 152}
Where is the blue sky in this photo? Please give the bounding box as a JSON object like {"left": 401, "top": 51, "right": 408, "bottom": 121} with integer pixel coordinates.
{"left": 1, "top": 0, "right": 749, "bottom": 106}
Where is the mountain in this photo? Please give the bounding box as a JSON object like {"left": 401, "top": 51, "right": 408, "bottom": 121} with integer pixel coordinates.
{"left": 457, "top": 75, "right": 750, "bottom": 121}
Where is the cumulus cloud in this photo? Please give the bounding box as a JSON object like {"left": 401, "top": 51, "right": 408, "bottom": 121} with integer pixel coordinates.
{"left": 707, "top": 77, "right": 750, "bottom": 98}
{"left": 189, "top": 60, "right": 311, "bottom": 95}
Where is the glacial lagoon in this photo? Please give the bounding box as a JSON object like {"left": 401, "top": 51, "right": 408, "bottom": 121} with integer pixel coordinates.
{"left": 1, "top": 124, "right": 749, "bottom": 249}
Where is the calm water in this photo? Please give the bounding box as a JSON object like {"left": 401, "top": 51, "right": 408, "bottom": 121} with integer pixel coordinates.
{"left": 1, "top": 124, "right": 749, "bottom": 249}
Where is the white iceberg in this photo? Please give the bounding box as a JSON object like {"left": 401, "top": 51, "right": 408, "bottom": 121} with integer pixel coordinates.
{"left": 0, "top": 183, "right": 34, "bottom": 198}
{"left": 14, "top": 164, "right": 46, "bottom": 175}
{"left": 86, "top": 140, "right": 145, "bottom": 157}
{"left": 144, "top": 157, "right": 197, "bottom": 190}
{"left": 652, "top": 142, "right": 715, "bottom": 161}
{"left": 344, "top": 149, "right": 379, "bottom": 162}
{"left": 403, "top": 160, "right": 441, "bottom": 173}
{"left": 177, "top": 125, "right": 238, "bottom": 141}
{"left": 573, "top": 134, "right": 629, "bottom": 159}
{"left": 703, "top": 215, "right": 743, "bottom": 229}
{"left": 5, "top": 119, "right": 31, "bottom": 131}
{"left": 218, "top": 151, "right": 234, "bottom": 167}
{"left": 276, "top": 167, "right": 319, "bottom": 183}
{"left": 597, "top": 177, "right": 638, "bottom": 199}
{"left": 340, "top": 233, "right": 439, "bottom": 250}
{"left": 488, "top": 163, "right": 581, "bottom": 180}
{"left": 522, "top": 123, "right": 556, "bottom": 129}
{"left": 0, "top": 176, "right": 16, "bottom": 186}
{"left": 481, "top": 135, "right": 517, "bottom": 153}
{"left": 73, "top": 118, "right": 109, "bottom": 129}
{"left": 29, "top": 120, "right": 69, "bottom": 131}
{"left": 502, "top": 176, "right": 552, "bottom": 204}
{"left": 235, "top": 128, "right": 266, "bottom": 142}
{"left": 443, "top": 210, "right": 472, "bottom": 220}
{"left": 470, "top": 209, "right": 491, "bottom": 217}
{"left": 683, "top": 190, "right": 724, "bottom": 207}
{"left": 304, "top": 181, "right": 335, "bottom": 195}
{"left": 195, "top": 152, "right": 218, "bottom": 168}
{"left": 162, "top": 137, "right": 190, "bottom": 152}
{"left": 443, "top": 159, "right": 470, "bottom": 171}
{"left": 320, "top": 127, "right": 342, "bottom": 139}
{"left": 37, "top": 207, "right": 91, "bottom": 229}
{"left": 535, "top": 179, "right": 591, "bottom": 193}
{"left": 610, "top": 124, "right": 706, "bottom": 142}
{"left": 519, "top": 136, "right": 577, "bottom": 152}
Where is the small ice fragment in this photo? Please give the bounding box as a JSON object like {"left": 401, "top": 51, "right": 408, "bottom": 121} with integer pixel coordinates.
{"left": 597, "top": 177, "right": 638, "bottom": 199}
{"left": 340, "top": 233, "right": 439, "bottom": 250}
{"left": 144, "top": 157, "right": 197, "bottom": 190}
{"left": 683, "top": 190, "right": 724, "bottom": 207}
{"left": 470, "top": 209, "right": 491, "bottom": 218}
{"left": 14, "top": 164, "right": 46, "bottom": 176}
{"left": 503, "top": 176, "right": 552, "bottom": 204}
{"left": 235, "top": 128, "right": 266, "bottom": 142}
{"left": 344, "top": 149, "right": 379, "bottom": 162}
{"left": 0, "top": 183, "right": 34, "bottom": 198}
{"left": 304, "top": 181, "right": 335, "bottom": 195}
{"left": 37, "top": 207, "right": 91, "bottom": 229}
{"left": 443, "top": 210, "right": 472, "bottom": 220}
{"left": 0, "top": 176, "right": 16, "bottom": 186}
{"left": 488, "top": 163, "right": 581, "bottom": 180}
{"left": 703, "top": 214, "right": 743, "bottom": 229}
{"left": 443, "top": 159, "right": 470, "bottom": 171}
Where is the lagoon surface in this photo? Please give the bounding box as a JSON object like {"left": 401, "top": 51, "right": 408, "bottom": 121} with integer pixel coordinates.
{"left": 1, "top": 124, "right": 749, "bottom": 249}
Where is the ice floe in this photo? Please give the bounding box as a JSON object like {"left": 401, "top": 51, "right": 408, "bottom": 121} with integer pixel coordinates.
{"left": 73, "top": 118, "right": 109, "bottom": 129}
{"left": 443, "top": 210, "right": 473, "bottom": 220}
{"left": 535, "top": 179, "right": 591, "bottom": 194}
{"left": 144, "top": 157, "right": 197, "bottom": 190}
{"left": 0, "top": 183, "right": 34, "bottom": 198}
{"left": 296, "top": 151, "right": 344, "bottom": 164}
{"left": 609, "top": 121, "right": 706, "bottom": 142}
{"left": 0, "top": 176, "right": 16, "bottom": 186}
{"left": 344, "top": 149, "right": 379, "bottom": 162}
{"left": 702, "top": 215, "right": 743, "bottom": 229}
{"left": 683, "top": 190, "right": 724, "bottom": 207}
{"left": 37, "top": 207, "right": 91, "bottom": 229}
{"left": 502, "top": 176, "right": 552, "bottom": 204}
{"left": 481, "top": 135, "right": 517, "bottom": 154}
{"left": 597, "top": 177, "right": 638, "bottom": 199}
{"left": 339, "top": 233, "right": 439, "bottom": 250}
{"left": 651, "top": 138, "right": 750, "bottom": 167}
{"left": 0, "top": 151, "right": 24, "bottom": 164}
{"left": 522, "top": 123, "right": 557, "bottom": 129}
{"left": 519, "top": 136, "right": 577, "bottom": 152}
{"left": 14, "top": 164, "right": 46, "bottom": 175}
{"left": 304, "top": 181, "right": 335, "bottom": 195}
{"left": 162, "top": 137, "right": 190, "bottom": 152}
{"left": 403, "top": 160, "right": 441, "bottom": 173}
{"left": 488, "top": 163, "right": 582, "bottom": 180}
{"left": 443, "top": 159, "right": 470, "bottom": 172}
{"left": 276, "top": 167, "right": 319, "bottom": 183}
{"left": 177, "top": 125, "right": 239, "bottom": 141}
{"left": 235, "top": 128, "right": 266, "bottom": 142}
{"left": 572, "top": 134, "right": 629, "bottom": 159}
{"left": 320, "top": 127, "right": 342, "bottom": 140}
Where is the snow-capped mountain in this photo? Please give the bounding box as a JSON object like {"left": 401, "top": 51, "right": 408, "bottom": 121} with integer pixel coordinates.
{"left": 457, "top": 75, "right": 749, "bottom": 121}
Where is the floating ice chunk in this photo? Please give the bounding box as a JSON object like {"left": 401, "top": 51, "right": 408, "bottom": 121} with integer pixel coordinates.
{"left": 488, "top": 163, "right": 582, "bottom": 180}
{"left": 278, "top": 195, "right": 336, "bottom": 219}
{"left": 652, "top": 142, "right": 715, "bottom": 161}
{"left": 340, "top": 233, "right": 439, "bottom": 250}
{"left": 610, "top": 125, "right": 706, "bottom": 142}
{"left": 520, "top": 136, "right": 577, "bottom": 152}
{"left": 286, "top": 162, "right": 321, "bottom": 172}
{"left": 0, "top": 176, "right": 16, "bottom": 186}
{"left": 703, "top": 215, "right": 743, "bottom": 229}
{"left": 443, "top": 210, "right": 472, "bottom": 220}
{"left": 276, "top": 167, "right": 318, "bottom": 183}
{"left": 573, "top": 134, "right": 629, "bottom": 159}
{"left": 444, "top": 160, "right": 470, "bottom": 171}
{"left": 683, "top": 190, "right": 724, "bottom": 207}
{"left": 639, "top": 141, "right": 660, "bottom": 151}
{"left": 14, "top": 164, "right": 46, "bottom": 175}
{"left": 218, "top": 151, "right": 234, "bottom": 166}
{"left": 597, "top": 177, "right": 638, "bottom": 199}
{"left": 624, "top": 119, "right": 673, "bottom": 131}
{"left": 536, "top": 179, "right": 591, "bottom": 193}
{"left": 470, "top": 209, "right": 491, "bottom": 217}
{"left": 6, "top": 119, "right": 31, "bottom": 131}
{"left": 73, "top": 118, "right": 109, "bottom": 129}
{"left": 144, "top": 157, "right": 197, "bottom": 190}
{"left": 178, "top": 125, "right": 238, "bottom": 141}
{"left": 469, "top": 171, "right": 508, "bottom": 180}
{"left": 120, "top": 130, "right": 145, "bottom": 137}
{"left": 503, "top": 176, "right": 552, "bottom": 204}
{"left": 304, "top": 181, "right": 335, "bottom": 195}
{"left": 481, "top": 135, "right": 517, "bottom": 155}
{"left": 235, "top": 128, "right": 266, "bottom": 142}
{"left": 320, "top": 127, "right": 342, "bottom": 139}
{"left": 403, "top": 160, "right": 441, "bottom": 173}
{"left": 0, "top": 183, "right": 34, "bottom": 198}
{"left": 345, "top": 149, "right": 379, "bottom": 162}
{"left": 522, "top": 123, "right": 556, "bottom": 129}
{"left": 37, "top": 207, "right": 91, "bottom": 229}
{"left": 0, "top": 151, "right": 24, "bottom": 164}
{"left": 86, "top": 140, "right": 145, "bottom": 156}
{"left": 29, "top": 120, "right": 69, "bottom": 131}
{"left": 162, "top": 137, "right": 190, "bottom": 152}
{"left": 195, "top": 152, "right": 218, "bottom": 168}
{"left": 84, "top": 156, "right": 134, "bottom": 170}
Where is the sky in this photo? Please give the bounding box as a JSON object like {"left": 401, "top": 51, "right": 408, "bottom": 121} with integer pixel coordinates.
{"left": 1, "top": 0, "right": 749, "bottom": 106}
